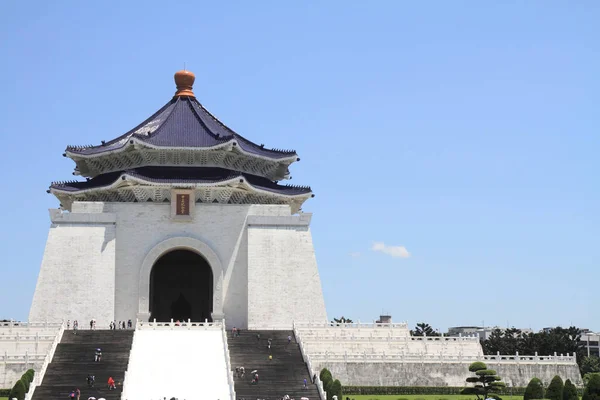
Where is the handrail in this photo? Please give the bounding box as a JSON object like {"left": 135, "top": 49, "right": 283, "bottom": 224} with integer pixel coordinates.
{"left": 221, "top": 323, "right": 236, "bottom": 400}
{"left": 24, "top": 322, "right": 65, "bottom": 400}
{"left": 294, "top": 321, "right": 327, "bottom": 400}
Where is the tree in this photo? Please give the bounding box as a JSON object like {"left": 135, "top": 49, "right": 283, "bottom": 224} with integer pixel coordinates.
{"left": 563, "top": 379, "right": 579, "bottom": 400}
{"left": 546, "top": 375, "right": 564, "bottom": 400}
{"left": 582, "top": 357, "right": 600, "bottom": 376}
{"left": 9, "top": 379, "right": 26, "bottom": 400}
{"left": 524, "top": 377, "right": 545, "bottom": 400}
{"left": 412, "top": 323, "right": 440, "bottom": 337}
{"left": 583, "top": 373, "right": 600, "bottom": 400}
{"left": 331, "top": 317, "right": 353, "bottom": 324}
{"left": 461, "top": 361, "right": 505, "bottom": 400}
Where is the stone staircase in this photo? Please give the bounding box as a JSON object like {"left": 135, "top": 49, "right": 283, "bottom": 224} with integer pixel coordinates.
{"left": 227, "top": 330, "right": 320, "bottom": 400}
{"left": 32, "top": 330, "right": 134, "bottom": 400}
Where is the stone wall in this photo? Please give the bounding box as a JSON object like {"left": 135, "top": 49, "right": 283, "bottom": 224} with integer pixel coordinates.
{"left": 29, "top": 202, "right": 328, "bottom": 329}
{"left": 29, "top": 209, "right": 116, "bottom": 324}
{"left": 0, "top": 361, "right": 44, "bottom": 389}
{"left": 247, "top": 214, "right": 327, "bottom": 329}
{"left": 312, "top": 360, "right": 582, "bottom": 387}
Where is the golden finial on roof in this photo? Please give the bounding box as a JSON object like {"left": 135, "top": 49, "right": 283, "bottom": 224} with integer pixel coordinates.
{"left": 174, "top": 70, "right": 195, "bottom": 97}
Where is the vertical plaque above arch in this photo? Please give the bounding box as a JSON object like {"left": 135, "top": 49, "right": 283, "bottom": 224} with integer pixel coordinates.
{"left": 171, "top": 189, "right": 195, "bottom": 221}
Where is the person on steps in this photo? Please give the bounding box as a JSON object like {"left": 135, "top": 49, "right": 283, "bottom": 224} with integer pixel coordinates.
{"left": 304, "top": 378, "right": 308, "bottom": 389}
{"left": 94, "top": 348, "right": 102, "bottom": 362}
{"left": 107, "top": 376, "right": 116, "bottom": 390}
{"left": 86, "top": 374, "right": 95, "bottom": 387}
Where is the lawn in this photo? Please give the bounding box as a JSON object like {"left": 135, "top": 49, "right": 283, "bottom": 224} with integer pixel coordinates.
{"left": 345, "top": 395, "right": 524, "bottom": 400}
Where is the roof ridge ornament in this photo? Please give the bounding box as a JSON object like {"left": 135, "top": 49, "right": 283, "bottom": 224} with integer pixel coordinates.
{"left": 174, "top": 70, "right": 195, "bottom": 98}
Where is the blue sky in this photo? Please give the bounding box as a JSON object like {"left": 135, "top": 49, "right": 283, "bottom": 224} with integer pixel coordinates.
{"left": 0, "top": 1, "right": 598, "bottom": 331}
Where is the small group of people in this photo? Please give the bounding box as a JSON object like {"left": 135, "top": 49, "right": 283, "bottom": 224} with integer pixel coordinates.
{"left": 66, "top": 320, "right": 79, "bottom": 333}
{"left": 231, "top": 326, "right": 241, "bottom": 337}
{"left": 234, "top": 366, "right": 245, "bottom": 377}
{"left": 280, "top": 395, "right": 311, "bottom": 400}
{"left": 109, "top": 319, "right": 132, "bottom": 329}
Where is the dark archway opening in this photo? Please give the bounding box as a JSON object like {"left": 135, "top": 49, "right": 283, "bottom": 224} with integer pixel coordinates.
{"left": 149, "top": 250, "right": 213, "bottom": 322}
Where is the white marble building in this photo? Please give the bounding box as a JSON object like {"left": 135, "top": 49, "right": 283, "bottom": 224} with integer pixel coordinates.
{"left": 29, "top": 70, "right": 328, "bottom": 329}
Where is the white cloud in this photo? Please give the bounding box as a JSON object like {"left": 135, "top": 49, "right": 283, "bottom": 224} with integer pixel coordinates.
{"left": 371, "top": 242, "right": 411, "bottom": 258}
{"left": 349, "top": 252, "right": 361, "bottom": 258}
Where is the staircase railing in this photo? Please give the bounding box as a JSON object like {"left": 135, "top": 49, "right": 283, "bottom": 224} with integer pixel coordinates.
{"left": 24, "top": 322, "right": 65, "bottom": 400}
{"left": 293, "top": 321, "right": 326, "bottom": 400}
{"left": 220, "top": 322, "right": 236, "bottom": 400}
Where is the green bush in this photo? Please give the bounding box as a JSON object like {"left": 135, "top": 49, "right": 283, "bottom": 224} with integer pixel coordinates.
{"left": 583, "top": 373, "right": 600, "bottom": 400}
{"left": 0, "top": 388, "right": 11, "bottom": 396}
{"left": 524, "top": 378, "right": 545, "bottom": 400}
{"left": 9, "top": 379, "right": 26, "bottom": 400}
{"left": 320, "top": 368, "right": 333, "bottom": 385}
{"left": 564, "top": 379, "right": 579, "bottom": 400}
{"left": 546, "top": 375, "right": 564, "bottom": 400}
{"left": 20, "top": 374, "right": 30, "bottom": 393}
{"left": 330, "top": 379, "right": 342, "bottom": 400}
{"left": 25, "top": 369, "right": 34, "bottom": 383}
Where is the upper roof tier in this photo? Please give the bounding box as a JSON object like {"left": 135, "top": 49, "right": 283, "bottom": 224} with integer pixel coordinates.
{"left": 65, "top": 70, "right": 299, "bottom": 180}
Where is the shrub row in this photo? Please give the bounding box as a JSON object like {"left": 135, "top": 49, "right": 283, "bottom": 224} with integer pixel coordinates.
{"left": 8, "top": 369, "right": 35, "bottom": 400}
{"left": 343, "top": 386, "right": 528, "bottom": 396}
{"left": 320, "top": 368, "right": 343, "bottom": 400}
{"left": 0, "top": 388, "right": 11, "bottom": 396}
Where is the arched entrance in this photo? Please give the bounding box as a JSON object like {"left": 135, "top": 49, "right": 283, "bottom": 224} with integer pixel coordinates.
{"left": 149, "top": 250, "right": 213, "bottom": 322}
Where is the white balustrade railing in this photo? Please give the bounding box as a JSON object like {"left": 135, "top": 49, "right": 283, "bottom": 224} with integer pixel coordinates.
{"left": 0, "top": 321, "right": 63, "bottom": 331}
{"left": 305, "top": 351, "right": 577, "bottom": 364}
{"left": 0, "top": 335, "right": 57, "bottom": 341}
{"left": 24, "top": 322, "right": 65, "bottom": 400}
{"left": 137, "top": 319, "right": 221, "bottom": 330}
{"left": 220, "top": 323, "right": 236, "bottom": 400}
{"left": 298, "top": 335, "right": 480, "bottom": 343}
{"left": 294, "top": 321, "right": 409, "bottom": 329}
{"left": 294, "top": 322, "right": 326, "bottom": 400}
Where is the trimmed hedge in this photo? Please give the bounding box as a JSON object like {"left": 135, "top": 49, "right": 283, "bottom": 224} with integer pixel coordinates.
{"left": 0, "top": 388, "right": 11, "bottom": 396}
{"left": 343, "top": 386, "right": 527, "bottom": 396}
{"left": 9, "top": 379, "right": 26, "bottom": 400}
{"left": 546, "top": 375, "right": 564, "bottom": 400}
{"left": 564, "top": 379, "right": 579, "bottom": 400}
{"left": 524, "top": 378, "right": 545, "bottom": 400}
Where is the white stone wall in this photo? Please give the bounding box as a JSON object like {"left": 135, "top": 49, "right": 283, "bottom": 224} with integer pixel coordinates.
{"left": 247, "top": 214, "right": 328, "bottom": 329}
{"left": 312, "top": 360, "right": 582, "bottom": 387}
{"left": 29, "top": 209, "right": 116, "bottom": 325}
{"left": 30, "top": 202, "right": 328, "bottom": 330}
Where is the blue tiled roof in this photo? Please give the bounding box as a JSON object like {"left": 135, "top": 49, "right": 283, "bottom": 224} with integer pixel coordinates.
{"left": 66, "top": 96, "right": 297, "bottom": 159}
{"left": 51, "top": 167, "right": 311, "bottom": 196}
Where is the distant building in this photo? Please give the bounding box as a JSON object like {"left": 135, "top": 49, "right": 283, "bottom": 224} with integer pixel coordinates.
{"left": 447, "top": 326, "right": 533, "bottom": 341}
{"left": 581, "top": 331, "right": 600, "bottom": 357}
{"left": 376, "top": 315, "right": 392, "bottom": 324}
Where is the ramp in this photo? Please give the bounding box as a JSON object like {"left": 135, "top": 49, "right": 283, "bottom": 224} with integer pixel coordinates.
{"left": 122, "top": 322, "right": 233, "bottom": 400}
